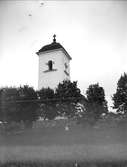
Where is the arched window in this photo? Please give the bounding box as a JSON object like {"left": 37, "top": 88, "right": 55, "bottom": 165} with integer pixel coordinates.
{"left": 48, "top": 60, "right": 53, "bottom": 71}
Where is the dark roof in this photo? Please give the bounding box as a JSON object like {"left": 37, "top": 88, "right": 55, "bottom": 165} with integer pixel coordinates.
{"left": 36, "top": 41, "right": 72, "bottom": 60}
{"left": 37, "top": 42, "right": 62, "bottom": 53}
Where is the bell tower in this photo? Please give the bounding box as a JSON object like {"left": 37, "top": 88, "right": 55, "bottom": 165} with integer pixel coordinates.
{"left": 36, "top": 35, "right": 72, "bottom": 90}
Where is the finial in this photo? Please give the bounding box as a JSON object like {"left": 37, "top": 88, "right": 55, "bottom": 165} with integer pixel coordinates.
{"left": 53, "top": 34, "right": 56, "bottom": 43}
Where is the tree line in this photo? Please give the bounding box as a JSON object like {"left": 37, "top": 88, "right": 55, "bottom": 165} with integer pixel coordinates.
{"left": 0, "top": 73, "right": 127, "bottom": 128}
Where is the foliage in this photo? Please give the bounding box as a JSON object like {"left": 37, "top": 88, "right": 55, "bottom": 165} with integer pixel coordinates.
{"left": 0, "top": 81, "right": 82, "bottom": 122}
{"left": 55, "top": 80, "right": 81, "bottom": 99}
{"left": 55, "top": 101, "right": 75, "bottom": 118}
{"left": 38, "top": 88, "right": 58, "bottom": 120}
{"left": 55, "top": 80, "right": 82, "bottom": 118}
{"left": 0, "top": 86, "right": 39, "bottom": 128}
{"left": 41, "top": 102, "right": 58, "bottom": 120}
{"left": 0, "top": 87, "right": 19, "bottom": 123}
{"left": 18, "top": 85, "right": 39, "bottom": 127}
{"left": 112, "top": 73, "right": 127, "bottom": 114}
{"left": 37, "top": 81, "right": 82, "bottom": 119}
{"left": 0, "top": 88, "right": 3, "bottom": 121}
{"left": 37, "top": 87, "right": 55, "bottom": 100}
{"left": 82, "top": 83, "right": 108, "bottom": 124}
{"left": 86, "top": 83, "right": 106, "bottom": 105}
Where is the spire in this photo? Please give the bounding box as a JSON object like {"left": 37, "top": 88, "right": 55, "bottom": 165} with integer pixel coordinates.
{"left": 53, "top": 34, "right": 56, "bottom": 43}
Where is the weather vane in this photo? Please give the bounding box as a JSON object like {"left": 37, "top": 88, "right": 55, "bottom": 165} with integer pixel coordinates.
{"left": 53, "top": 34, "right": 56, "bottom": 43}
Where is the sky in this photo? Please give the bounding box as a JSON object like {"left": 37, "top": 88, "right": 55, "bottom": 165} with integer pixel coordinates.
{"left": 0, "top": 0, "right": 127, "bottom": 110}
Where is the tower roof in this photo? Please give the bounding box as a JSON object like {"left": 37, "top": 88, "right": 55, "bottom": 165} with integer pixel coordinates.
{"left": 36, "top": 35, "right": 72, "bottom": 60}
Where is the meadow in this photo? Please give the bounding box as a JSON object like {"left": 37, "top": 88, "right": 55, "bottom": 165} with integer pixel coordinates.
{"left": 0, "top": 119, "right": 127, "bottom": 166}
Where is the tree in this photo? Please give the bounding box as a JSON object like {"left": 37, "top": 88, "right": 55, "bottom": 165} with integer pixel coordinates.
{"left": 0, "top": 88, "right": 3, "bottom": 121}
{"left": 18, "top": 85, "right": 39, "bottom": 128}
{"left": 37, "top": 88, "right": 58, "bottom": 120}
{"left": 0, "top": 87, "right": 23, "bottom": 133}
{"left": 85, "top": 83, "right": 108, "bottom": 123}
{"left": 0, "top": 87, "right": 19, "bottom": 123}
{"left": 55, "top": 80, "right": 81, "bottom": 99}
{"left": 38, "top": 87, "right": 55, "bottom": 100}
{"left": 55, "top": 80, "right": 82, "bottom": 118}
{"left": 112, "top": 73, "right": 127, "bottom": 114}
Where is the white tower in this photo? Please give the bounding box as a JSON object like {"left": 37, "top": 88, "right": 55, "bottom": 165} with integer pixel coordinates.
{"left": 36, "top": 35, "right": 72, "bottom": 90}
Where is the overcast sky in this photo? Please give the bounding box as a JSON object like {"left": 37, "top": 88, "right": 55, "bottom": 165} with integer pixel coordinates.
{"left": 0, "top": 1, "right": 127, "bottom": 109}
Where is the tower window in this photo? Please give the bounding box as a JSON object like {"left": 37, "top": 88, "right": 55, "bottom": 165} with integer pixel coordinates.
{"left": 44, "top": 60, "right": 57, "bottom": 73}
{"left": 64, "top": 63, "right": 69, "bottom": 76}
{"left": 48, "top": 60, "right": 53, "bottom": 71}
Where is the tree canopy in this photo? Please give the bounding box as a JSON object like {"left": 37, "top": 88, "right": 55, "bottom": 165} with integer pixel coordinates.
{"left": 112, "top": 73, "right": 127, "bottom": 114}
{"left": 85, "top": 83, "right": 108, "bottom": 121}
{"left": 0, "top": 87, "right": 19, "bottom": 123}
{"left": 0, "top": 86, "right": 39, "bottom": 128}
{"left": 17, "top": 85, "right": 39, "bottom": 127}
{"left": 55, "top": 80, "right": 81, "bottom": 100}
{"left": 0, "top": 80, "right": 109, "bottom": 126}
{"left": 37, "top": 87, "right": 58, "bottom": 120}
{"left": 55, "top": 80, "right": 82, "bottom": 118}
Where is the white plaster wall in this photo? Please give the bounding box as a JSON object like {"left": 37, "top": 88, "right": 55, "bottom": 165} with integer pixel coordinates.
{"left": 38, "top": 49, "right": 71, "bottom": 90}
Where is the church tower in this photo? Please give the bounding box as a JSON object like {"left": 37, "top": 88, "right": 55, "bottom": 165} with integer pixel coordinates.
{"left": 36, "top": 35, "right": 72, "bottom": 90}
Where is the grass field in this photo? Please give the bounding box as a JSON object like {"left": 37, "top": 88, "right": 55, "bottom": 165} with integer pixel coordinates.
{"left": 0, "top": 119, "right": 127, "bottom": 166}
{"left": 1, "top": 160, "right": 127, "bottom": 167}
